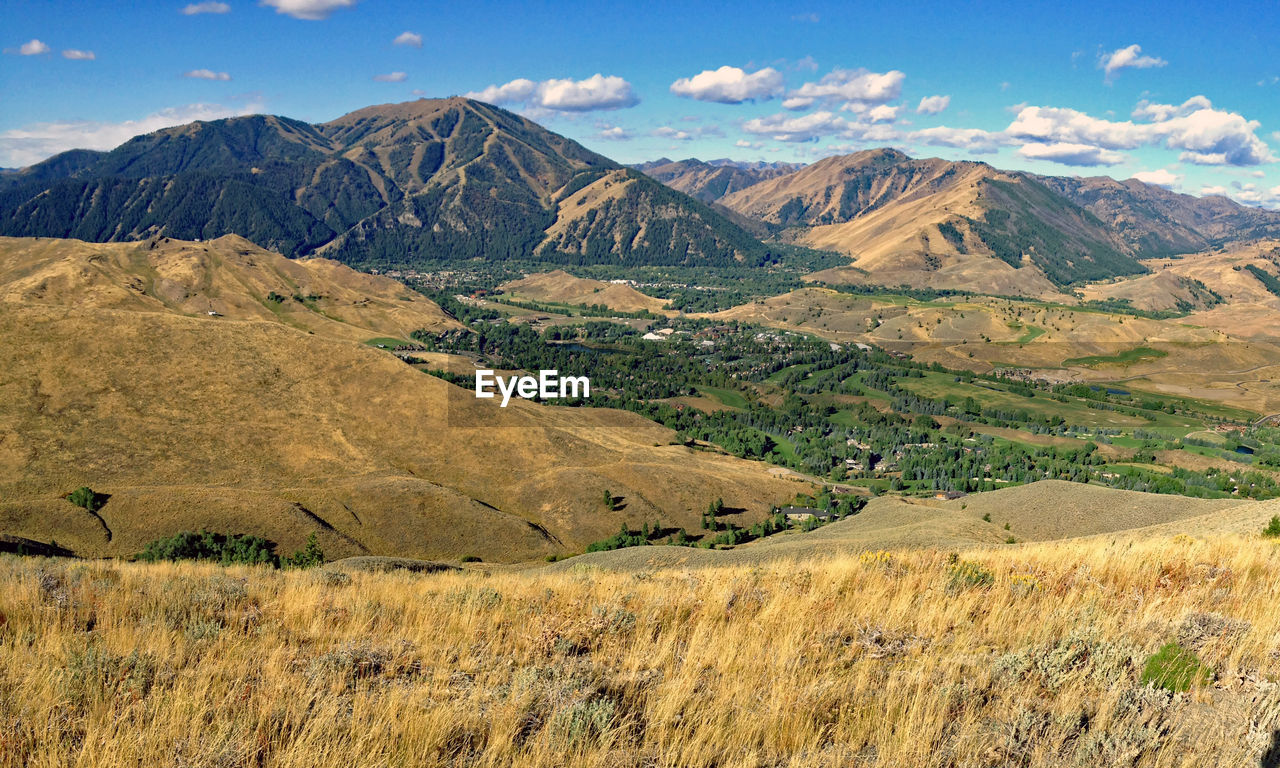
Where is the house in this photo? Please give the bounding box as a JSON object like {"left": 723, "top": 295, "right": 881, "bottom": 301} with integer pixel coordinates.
{"left": 641, "top": 332, "right": 666, "bottom": 341}
{"left": 934, "top": 490, "right": 967, "bottom": 501}
{"left": 855, "top": 343, "right": 873, "bottom": 351}
{"left": 779, "top": 506, "right": 836, "bottom": 522}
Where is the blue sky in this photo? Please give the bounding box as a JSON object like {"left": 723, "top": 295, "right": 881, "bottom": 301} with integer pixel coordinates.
{"left": 3, "top": 0, "right": 1279, "bottom": 207}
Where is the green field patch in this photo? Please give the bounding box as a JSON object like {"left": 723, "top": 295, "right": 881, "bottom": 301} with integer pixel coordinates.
{"left": 695, "top": 386, "right": 749, "bottom": 409}
{"left": 1063, "top": 346, "right": 1168, "bottom": 368}
{"left": 897, "top": 371, "right": 1148, "bottom": 428}
{"left": 365, "top": 337, "right": 413, "bottom": 349}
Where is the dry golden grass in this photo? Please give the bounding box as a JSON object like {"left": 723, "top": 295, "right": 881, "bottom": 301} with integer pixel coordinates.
{"left": 3, "top": 532, "right": 1279, "bottom": 767}
{"left": 0, "top": 236, "right": 802, "bottom": 563}
{"left": 499, "top": 270, "right": 670, "bottom": 314}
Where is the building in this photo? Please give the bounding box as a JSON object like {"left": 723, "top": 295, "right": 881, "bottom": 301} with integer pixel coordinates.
{"left": 779, "top": 506, "right": 836, "bottom": 522}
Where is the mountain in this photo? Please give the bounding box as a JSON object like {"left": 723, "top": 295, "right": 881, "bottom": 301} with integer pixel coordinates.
{"left": 634, "top": 157, "right": 803, "bottom": 203}
{"left": 0, "top": 235, "right": 800, "bottom": 561}
{"left": 713, "top": 149, "right": 1138, "bottom": 294}
{"left": 1032, "top": 174, "right": 1280, "bottom": 256}
{"left": 0, "top": 99, "right": 771, "bottom": 269}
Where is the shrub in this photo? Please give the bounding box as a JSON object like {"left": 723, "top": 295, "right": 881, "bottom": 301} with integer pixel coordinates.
{"left": 67, "top": 486, "right": 103, "bottom": 512}
{"left": 284, "top": 533, "right": 325, "bottom": 569}
{"left": 460, "top": 555, "right": 482, "bottom": 563}
{"left": 1262, "top": 515, "right": 1280, "bottom": 538}
{"left": 1141, "top": 642, "right": 1211, "bottom": 692}
{"left": 947, "top": 559, "right": 994, "bottom": 592}
{"left": 137, "top": 530, "right": 279, "bottom": 567}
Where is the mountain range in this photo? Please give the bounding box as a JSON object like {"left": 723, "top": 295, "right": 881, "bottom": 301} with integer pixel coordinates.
{"left": 0, "top": 98, "right": 770, "bottom": 269}
{"left": 4, "top": 97, "right": 1280, "bottom": 295}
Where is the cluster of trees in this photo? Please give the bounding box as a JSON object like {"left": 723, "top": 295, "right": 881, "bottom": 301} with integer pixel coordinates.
{"left": 136, "top": 530, "right": 325, "bottom": 568}
{"left": 413, "top": 311, "right": 1270, "bottom": 502}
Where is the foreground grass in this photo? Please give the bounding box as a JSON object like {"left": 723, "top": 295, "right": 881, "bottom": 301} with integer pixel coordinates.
{"left": 2, "top": 537, "right": 1279, "bottom": 767}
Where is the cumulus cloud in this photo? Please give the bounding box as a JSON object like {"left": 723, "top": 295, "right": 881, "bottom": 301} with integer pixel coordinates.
{"left": 595, "top": 124, "right": 631, "bottom": 140}
{"left": 867, "top": 104, "right": 900, "bottom": 123}
{"left": 788, "top": 68, "right": 905, "bottom": 109}
{"left": 735, "top": 139, "right": 764, "bottom": 149}
{"left": 669, "top": 66, "right": 785, "bottom": 104}
{"left": 916, "top": 95, "right": 950, "bottom": 115}
{"left": 181, "top": 1, "right": 231, "bottom": 13}
{"left": 1007, "top": 97, "right": 1274, "bottom": 166}
{"left": 393, "top": 31, "right": 422, "bottom": 47}
{"left": 1017, "top": 142, "right": 1126, "bottom": 166}
{"left": 0, "top": 101, "right": 262, "bottom": 167}
{"left": 467, "top": 74, "right": 638, "bottom": 112}
{"left": 742, "top": 111, "right": 849, "bottom": 142}
{"left": 373, "top": 71, "right": 407, "bottom": 82}
{"left": 1130, "top": 169, "right": 1182, "bottom": 188}
{"left": 1100, "top": 44, "right": 1167, "bottom": 81}
{"left": 652, "top": 126, "right": 692, "bottom": 141}
{"left": 184, "top": 69, "right": 231, "bottom": 80}
{"left": 908, "top": 126, "right": 1006, "bottom": 154}
{"left": 62, "top": 49, "right": 95, "bottom": 60}
{"left": 10, "top": 39, "right": 51, "bottom": 55}
{"left": 259, "top": 0, "right": 356, "bottom": 20}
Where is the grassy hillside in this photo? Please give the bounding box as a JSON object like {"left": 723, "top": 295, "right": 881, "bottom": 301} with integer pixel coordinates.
{"left": 5, "top": 524, "right": 1280, "bottom": 767}
{"left": 0, "top": 237, "right": 802, "bottom": 562}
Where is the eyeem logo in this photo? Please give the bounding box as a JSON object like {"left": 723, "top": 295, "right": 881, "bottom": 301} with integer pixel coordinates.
{"left": 475, "top": 369, "right": 591, "bottom": 407}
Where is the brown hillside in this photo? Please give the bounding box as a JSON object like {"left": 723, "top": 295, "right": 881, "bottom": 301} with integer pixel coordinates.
{"left": 499, "top": 269, "right": 669, "bottom": 313}
{"left": 0, "top": 237, "right": 802, "bottom": 562}
{"left": 720, "top": 150, "right": 1092, "bottom": 296}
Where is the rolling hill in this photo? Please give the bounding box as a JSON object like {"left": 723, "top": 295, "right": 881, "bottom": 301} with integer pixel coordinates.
{"left": 498, "top": 269, "right": 670, "bottom": 313}
{"left": 0, "top": 235, "right": 803, "bottom": 562}
{"left": 0, "top": 99, "right": 771, "bottom": 269}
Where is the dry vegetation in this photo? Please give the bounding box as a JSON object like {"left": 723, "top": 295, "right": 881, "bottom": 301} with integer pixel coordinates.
{"left": 0, "top": 236, "right": 800, "bottom": 562}
{"left": 4, "top": 531, "right": 1280, "bottom": 767}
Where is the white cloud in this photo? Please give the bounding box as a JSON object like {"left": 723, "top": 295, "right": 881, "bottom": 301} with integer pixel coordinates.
{"left": 1200, "top": 185, "right": 1228, "bottom": 196}
{"left": 788, "top": 68, "right": 905, "bottom": 109}
{"left": 0, "top": 101, "right": 262, "bottom": 167}
{"left": 669, "top": 66, "right": 785, "bottom": 104}
{"left": 653, "top": 126, "right": 691, "bottom": 141}
{"left": 373, "top": 71, "right": 407, "bottom": 83}
{"left": 1017, "top": 141, "right": 1126, "bottom": 166}
{"left": 467, "top": 74, "right": 638, "bottom": 112}
{"left": 181, "top": 1, "right": 230, "bottom": 13}
{"left": 393, "top": 31, "right": 422, "bottom": 47}
{"left": 916, "top": 95, "right": 950, "bottom": 115}
{"left": 735, "top": 139, "right": 763, "bottom": 149}
{"left": 259, "top": 0, "right": 356, "bottom": 20}
{"left": 1007, "top": 98, "right": 1275, "bottom": 166}
{"left": 1131, "top": 95, "right": 1213, "bottom": 122}
{"left": 12, "top": 39, "right": 51, "bottom": 56}
{"left": 908, "top": 126, "right": 1006, "bottom": 154}
{"left": 1130, "top": 168, "right": 1182, "bottom": 188}
{"left": 538, "top": 75, "right": 638, "bottom": 111}
{"left": 184, "top": 69, "right": 231, "bottom": 80}
{"left": 742, "top": 111, "right": 849, "bottom": 142}
{"left": 595, "top": 124, "right": 631, "bottom": 140}
{"left": 782, "top": 97, "right": 814, "bottom": 110}
{"left": 867, "top": 104, "right": 900, "bottom": 123}
{"left": 792, "top": 12, "right": 819, "bottom": 22}
{"left": 794, "top": 55, "right": 819, "bottom": 72}
{"left": 1099, "top": 44, "right": 1167, "bottom": 81}
{"left": 62, "top": 49, "right": 95, "bottom": 60}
